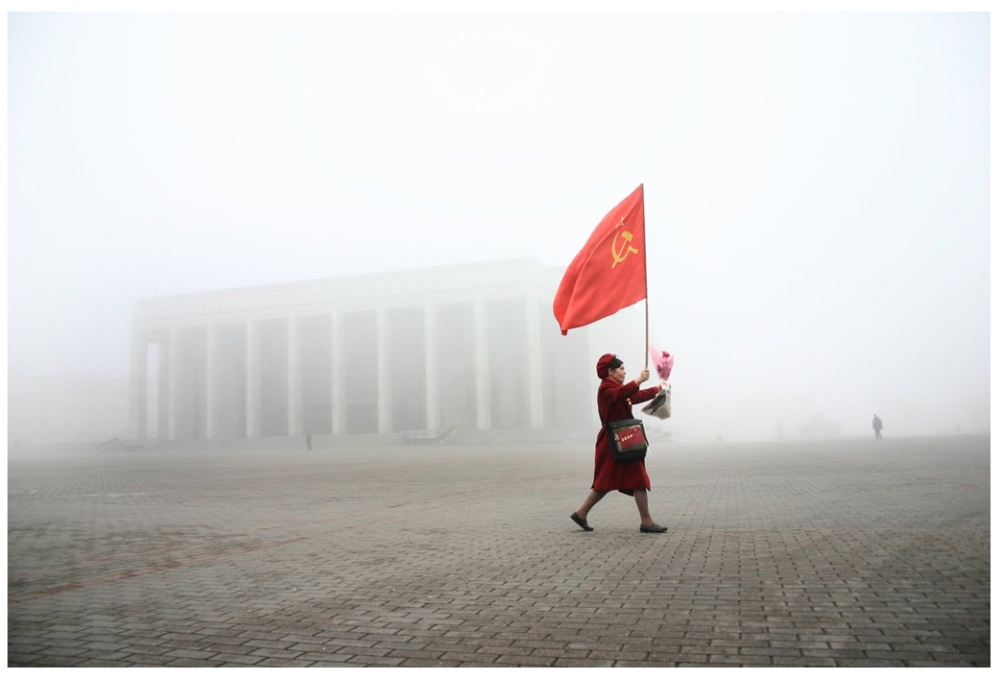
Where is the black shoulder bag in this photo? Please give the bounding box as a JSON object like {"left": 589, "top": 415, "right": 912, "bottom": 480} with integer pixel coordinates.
{"left": 605, "top": 418, "right": 648, "bottom": 463}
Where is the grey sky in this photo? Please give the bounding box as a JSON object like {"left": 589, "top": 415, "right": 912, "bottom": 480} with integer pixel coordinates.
{"left": 6, "top": 10, "right": 991, "bottom": 440}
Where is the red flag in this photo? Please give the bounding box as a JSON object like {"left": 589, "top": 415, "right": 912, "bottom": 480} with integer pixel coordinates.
{"left": 553, "top": 184, "right": 647, "bottom": 335}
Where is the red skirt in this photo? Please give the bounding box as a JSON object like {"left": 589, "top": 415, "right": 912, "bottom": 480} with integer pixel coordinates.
{"left": 591, "top": 430, "right": 651, "bottom": 495}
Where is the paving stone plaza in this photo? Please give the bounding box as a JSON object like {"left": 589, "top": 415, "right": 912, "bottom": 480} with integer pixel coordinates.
{"left": 6, "top": 434, "right": 990, "bottom": 667}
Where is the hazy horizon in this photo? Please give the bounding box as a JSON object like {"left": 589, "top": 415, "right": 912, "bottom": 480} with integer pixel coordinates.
{"left": 7, "top": 11, "right": 991, "bottom": 442}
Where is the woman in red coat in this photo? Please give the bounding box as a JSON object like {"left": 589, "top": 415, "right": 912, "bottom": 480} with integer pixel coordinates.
{"left": 570, "top": 353, "right": 667, "bottom": 534}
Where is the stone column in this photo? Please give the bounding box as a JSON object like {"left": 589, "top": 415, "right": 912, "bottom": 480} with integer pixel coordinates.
{"left": 376, "top": 307, "right": 391, "bottom": 434}
{"left": 129, "top": 327, "right": 148, "bottom": 440}
{"left": 525, "top": 294, "right": 544, "bottom": 427}
{"left": 330, "top": 310, "right": 345, "bottom": 435}
{"left": 287, "top": 314, "right": 301, "bottom": 437}
{"left": 166, "top": 325, "right": 178, "bottom": 441}
{"left": 424, "top": 303, "right": 441, "bottom": 431}
{"left": 205, "top": 321, "right": 217, "bottom": 439}
{"left": 474, "top": 298, "right": 491, "bottom": 430}
{"left": 157, "top": 337, "right": 169, "bottom": 441}
{"left": 245, "top": 318, "right": 261, "bottom": 438}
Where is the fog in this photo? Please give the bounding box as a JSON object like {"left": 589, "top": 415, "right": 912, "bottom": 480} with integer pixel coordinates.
{"left": 6, "top": 11, "right": 991, "bottom": 443}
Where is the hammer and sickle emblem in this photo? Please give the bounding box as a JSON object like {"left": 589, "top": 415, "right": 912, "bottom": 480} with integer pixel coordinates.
{"left": 611, "top": 217, "right": 639, "bottom": 268}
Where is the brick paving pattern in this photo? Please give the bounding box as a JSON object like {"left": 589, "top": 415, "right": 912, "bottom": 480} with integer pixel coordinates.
{"left": 7, "top": 434, "right": 990, "bottom": 667}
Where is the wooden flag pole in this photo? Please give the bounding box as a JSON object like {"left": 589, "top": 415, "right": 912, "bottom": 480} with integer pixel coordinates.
{"left": 642, "top": 184, "right": 649, "bottom": 370}
{"left": 644, "top": 298, "right": 649, "bottom": 370}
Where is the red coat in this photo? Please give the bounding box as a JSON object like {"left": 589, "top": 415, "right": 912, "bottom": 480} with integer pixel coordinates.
{"left": 592, "top": 378, "right": 661, "bottom": 494}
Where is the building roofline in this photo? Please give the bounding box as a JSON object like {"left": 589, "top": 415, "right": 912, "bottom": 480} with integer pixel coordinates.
{"left": 133, "top": 257, "right": 564, "bottom": 323}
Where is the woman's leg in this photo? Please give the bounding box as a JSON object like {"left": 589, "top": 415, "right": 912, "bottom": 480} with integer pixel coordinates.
{"left": 633, "top": 489, "right": 655, "bottom": 526}
{"left": 576, "top": 490, "right": 608, "bottom": 519}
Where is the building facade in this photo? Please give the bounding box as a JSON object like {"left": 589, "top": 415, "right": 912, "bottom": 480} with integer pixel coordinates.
{"left": 8, "top": 373, "right": 129, "bottom": 445}
{"left": 129, "top": 259, "right": 594, "bottom": 441}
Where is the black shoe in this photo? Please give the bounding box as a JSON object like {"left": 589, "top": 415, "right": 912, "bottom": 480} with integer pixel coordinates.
{"left": 570, "top": 512, "right": 593, "bottom": 531}
{"left": 640, "top": 523, "right": 667, "bottom": 533}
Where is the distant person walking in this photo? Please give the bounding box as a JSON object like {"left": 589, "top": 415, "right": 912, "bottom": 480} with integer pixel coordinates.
{"left": 570, "top": 353, "right": 668, "bottom": 534}
{"left": 306, "top": 434, "right": 312, "bottom": 451}
{"left": 872, "top": 415, "right": 883, "bottom": 440}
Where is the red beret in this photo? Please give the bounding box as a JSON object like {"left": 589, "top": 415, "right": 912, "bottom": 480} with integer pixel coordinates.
{"left": 596, "top": 353, "right": 623, "bottom": 378}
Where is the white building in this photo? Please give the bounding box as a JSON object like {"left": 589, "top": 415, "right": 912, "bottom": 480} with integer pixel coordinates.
{"left": 130, "top": 259, "right": 596, "bottom": 441}
{"left": 8, "top": 373, "right": 129, "bottom": 445}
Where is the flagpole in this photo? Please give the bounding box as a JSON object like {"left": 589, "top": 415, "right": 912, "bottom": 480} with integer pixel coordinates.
{"left": 644, "top": 298, "right": 649, "bottom": 370}
{"left": 642, "top": 184, "right": 649, "bottom": 370}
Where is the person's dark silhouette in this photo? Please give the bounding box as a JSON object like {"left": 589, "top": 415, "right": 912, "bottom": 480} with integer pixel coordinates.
{"left": 872, "top": 415, "right": 883, "bottom": 440}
